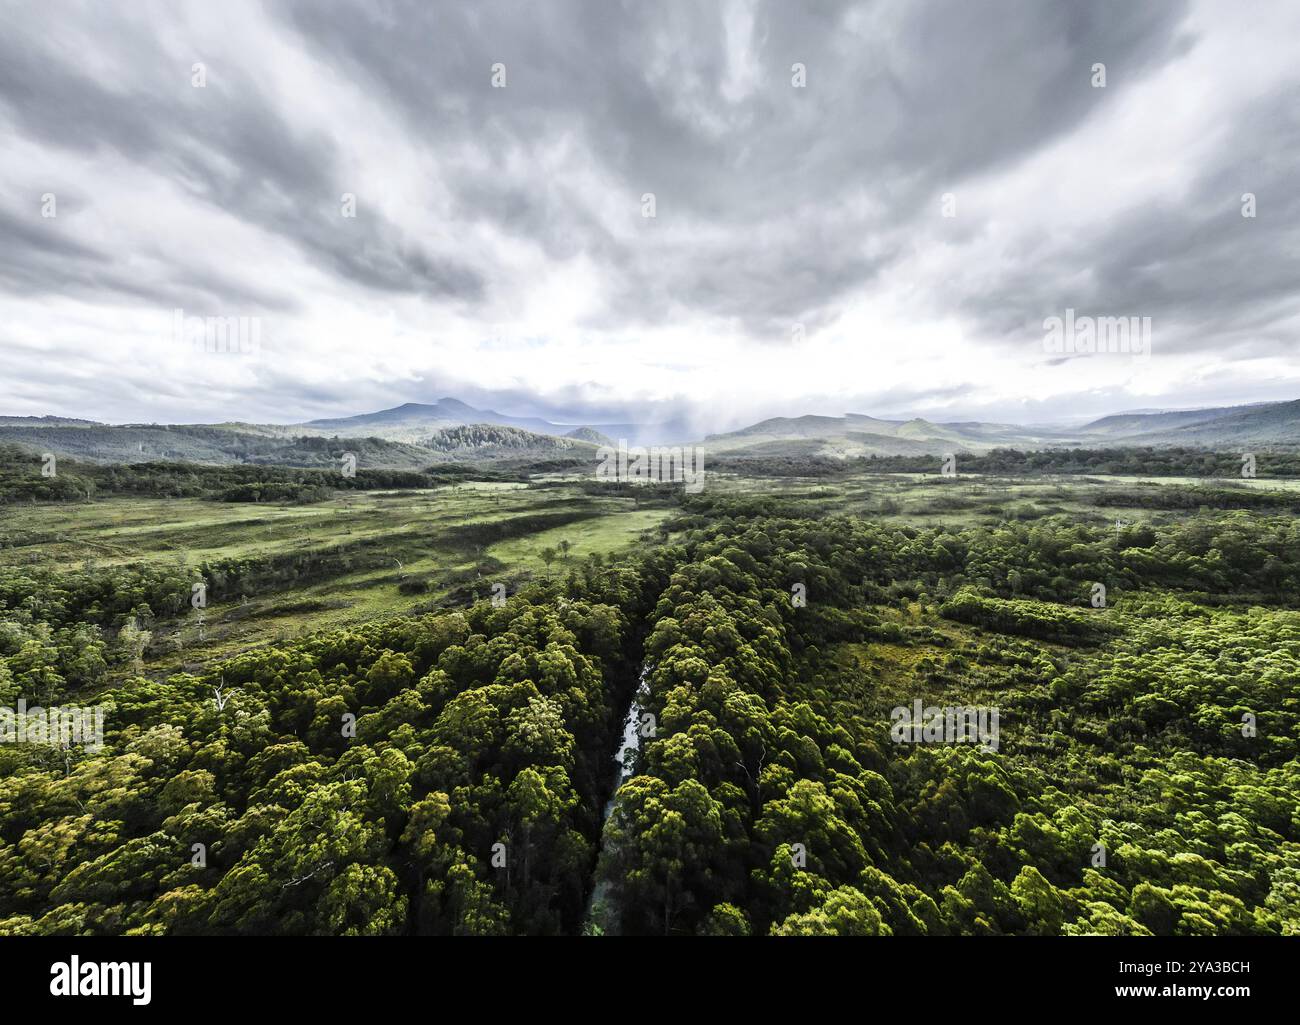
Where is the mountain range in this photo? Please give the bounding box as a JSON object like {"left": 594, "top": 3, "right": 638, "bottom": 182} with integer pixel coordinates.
{"left": 2, "top": 397, "right": 1298, "bottom": 467}
{"left": 298, "top": 398, "right": 670, "bottom": 447}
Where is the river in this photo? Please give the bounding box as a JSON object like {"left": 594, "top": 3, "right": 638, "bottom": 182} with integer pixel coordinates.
{"left": 582, "top": 666, "right": 649, "bottom": 933}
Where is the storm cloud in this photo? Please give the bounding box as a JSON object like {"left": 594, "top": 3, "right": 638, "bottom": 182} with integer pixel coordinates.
{"left": 0, "top": 0, "right": 1295, "bottom": 427}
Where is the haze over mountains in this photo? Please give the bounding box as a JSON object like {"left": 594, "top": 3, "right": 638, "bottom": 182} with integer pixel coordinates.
{"left": 2, "top": 397, "right": 1298, "bottom": 467}
{"left": 299, "top": 398, "right": 651, "bottom": 446}
{"left": 703, "top": 400, "right": 1300, "bottom": 458}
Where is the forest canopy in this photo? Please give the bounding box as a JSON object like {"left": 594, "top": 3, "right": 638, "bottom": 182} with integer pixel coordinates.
{"left": 2, "top": 481, "right": 1297, "bottom": 936}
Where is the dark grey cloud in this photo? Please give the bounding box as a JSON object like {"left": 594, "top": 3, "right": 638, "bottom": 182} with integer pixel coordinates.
{"left": 0, "top": 204, "right": 295, "bottom": 313}
{"left": 0, "top": 6, "right": 483, "bottom": 308}
{"left": 279, "top": 0, "right": 1196, "bottom": 335}
{"left": 950, "top": 86, "right": 1300, "bottom": 355}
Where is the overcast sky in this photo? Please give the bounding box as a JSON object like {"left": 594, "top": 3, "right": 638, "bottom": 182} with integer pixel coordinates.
{"left": 1, "top": 0, "right": 1297, "bottom": 432}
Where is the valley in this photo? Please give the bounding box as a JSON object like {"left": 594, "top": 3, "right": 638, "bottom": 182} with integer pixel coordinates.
{"left": 2, "top": 450, "right": 1298, "bottom": 935}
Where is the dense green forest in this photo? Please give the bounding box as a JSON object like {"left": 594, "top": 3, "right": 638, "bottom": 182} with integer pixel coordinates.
{"left": 717, "top": 446, "right": 1300, "bottom": 479}
{"left": 0, "top": 444, "right": 557, "bottom": 504}
{"left": 1, "top": 464, "right": 1297, "bottom": 935}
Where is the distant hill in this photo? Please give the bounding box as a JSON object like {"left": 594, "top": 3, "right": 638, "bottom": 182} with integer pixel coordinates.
{"left": 564, "top": 426, "right": 616, "bottom": 446}
{"left": 6, "top": 397, "right": 1298, "bottom": 468}
{"left": 706, "top": 400, "right": 1300, "bottom": 458}
{"left": 0, "top": 415, "right": 103, "bottom": 428}
{"left": 1076, "top": 405, "right": 1266, "bottom": 437}
{"left": 296, "top": 398, "right": 694, "bottom": 445}
{"left": 0, "top": 422, "right": 435, "bottom": 469}
{"left": 1114, "top": 399, "right": 1300, "bottom": 447}
{"left": 421, "top": 423, "right": 599, "bottom": 464}
{"left": 300, "top": 398, "right": 565, "bottom": 442}
{"left": 704, "top": 413, "right": 1068, "bottom": 458}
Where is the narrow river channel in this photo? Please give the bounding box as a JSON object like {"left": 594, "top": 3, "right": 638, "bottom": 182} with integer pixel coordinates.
{"left": 582, "top": 666, "right": 650, "bottom": 933}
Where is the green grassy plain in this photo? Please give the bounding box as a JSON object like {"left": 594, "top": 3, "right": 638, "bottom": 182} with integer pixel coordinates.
{"left": 0, "top": 481, "right": 671, "bottom": 675}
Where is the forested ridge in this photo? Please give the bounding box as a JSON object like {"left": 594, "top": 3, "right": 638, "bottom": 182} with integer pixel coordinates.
{"left": 0, "top": 444, "right": 538, "bottom": 505}
{"left": 717, "top": 446, "right": 1300, "bottom": 478}
{"left": 1, "top": 493, "right": 1298, "bottom": 935}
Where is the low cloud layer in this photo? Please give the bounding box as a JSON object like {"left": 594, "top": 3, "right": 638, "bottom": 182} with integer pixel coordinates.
{"left": 1, "top": 0, "right": 1296, "bottom": 430}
